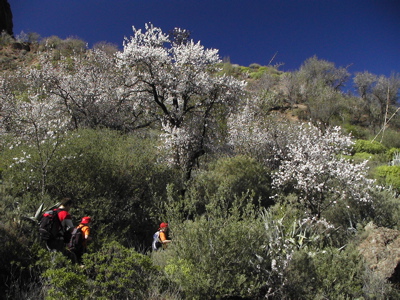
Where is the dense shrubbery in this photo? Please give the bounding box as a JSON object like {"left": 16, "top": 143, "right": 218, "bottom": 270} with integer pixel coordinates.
{"left": 1, "top": 26, "right": 400, "bottom": 299}
{"left": 161, "top": 197, "right": 267, "bottom": 299}
{"left": 33, "top": 242, "right": 160, "bottom": 300}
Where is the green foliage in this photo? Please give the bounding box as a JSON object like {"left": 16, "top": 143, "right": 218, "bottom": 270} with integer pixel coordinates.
{"left": 283, "top": 246, "right": 364, "bottom": 299}
{"left": 1, "top": 128, "right": 180, "bottom": 248}
{"left": 279, "top": 233, "right": 400, "bottom": 300}
{"left": 367, "top": 188, "right": 400, "bottom": 229}
{"left": 185, "top": 155, "right": 272, "bottom": 217}
{"left": 82, "top": 241, "right": 159, "bottom": 299}
{"left": 41, "top": 241, "right": 159, "bottom": 300}
{"left": 322, "top": 192, "right": 374, "bottom": 233}
{"left": 378, "top": 128, "right": 400, "bottom": 149}
{"left": 351, "top": 151, "right": 374, "bottom": 162}
{"left": 217, "top": 62, "right": 280, "bottom": 80}
{"left": 374, "top": 165, "right": 400, "bottom": 191}
{"left": 313, "top": 246, "right": 364, "bottom": 298}
{"left": 353, "top": 139, "right": 388, "bottom": 154}
{"left": 162, "top": 198, "right": 268, "bottom": 299}
{"left": 37, "top": 35, "right": 87, "bottom": 60}
{"left": 388, "top": 148, "right": 400, "bottom": 165}
{"left": 0, "top": 222, "right": 36, "bottom": 296}
{"left": 43, "top": 267, "right": 89, "bottom": 300}
{"left": 282, "top": 250, "right": 318, "bottom": 298}
{"left": 46, "top": 128, "right": 178, "bottom": 246}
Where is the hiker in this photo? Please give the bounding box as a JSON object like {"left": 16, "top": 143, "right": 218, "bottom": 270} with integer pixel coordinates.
{"left": 152, "top": 222, "right": 171, "bottom": 251}
{"left": 69, "top": 216, "right": 92, "bottom": 264}
{"left": 45, "top": 198, "right": 74, "bottom": 253}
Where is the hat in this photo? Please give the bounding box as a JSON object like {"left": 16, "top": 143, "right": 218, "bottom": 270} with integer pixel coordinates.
{"left": 81, "top": 216, "right": 91, "bottom": 224}
{"left": 159, "top": 222, "right": 168, "bottom": 229}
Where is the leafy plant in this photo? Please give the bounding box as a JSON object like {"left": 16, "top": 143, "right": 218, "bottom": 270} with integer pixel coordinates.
{"left": 374, "top": 165, "right": 400, "bottom": 191}
{"left": 353, "top": 139, "right": 387, "bottom": 154}
{"left": 162, "top": 197, "right": 268, "bottom": 299}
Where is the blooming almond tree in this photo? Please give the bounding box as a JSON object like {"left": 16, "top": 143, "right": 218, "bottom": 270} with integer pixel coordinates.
{"left": 228, "top": 101, "right": 375, "bottom": 217}
{"left": 1, "top": 67, "right": 70, "bottom": 196}
{"left": 271, "top": 123, "right": 375, "bottom": 218}
{"left": 34, "top": 50, "right": 143, "bottom": 131}
{"left": 117, "top": 23, "right": 246, "bottom": 181}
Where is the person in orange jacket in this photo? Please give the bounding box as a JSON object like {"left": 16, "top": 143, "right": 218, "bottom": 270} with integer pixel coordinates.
{"left": 71, "top": 216, "right": 92, "bottom": 264}
{"left": 152, "top": 222, "right": 171, "bottom": 251}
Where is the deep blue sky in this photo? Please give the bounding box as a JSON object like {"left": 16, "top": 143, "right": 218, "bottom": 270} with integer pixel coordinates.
{"left": 10, "top": 0, "right": 400, "bottom": 76}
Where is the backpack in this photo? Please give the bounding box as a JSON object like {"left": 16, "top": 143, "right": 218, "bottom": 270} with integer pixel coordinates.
{"left": 152, "top": 231, "right": 162, "bottom": 251}
{"left": 68, "top": 226, "right": 84, "bottom": 253}
{"left": 38, "top": 209, "right": 62, "bottom": 241}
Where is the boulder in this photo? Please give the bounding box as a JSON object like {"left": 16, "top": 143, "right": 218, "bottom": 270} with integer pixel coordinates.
{"left": 11, "top": 42, "right": 30, "bottom": 51}
{"left": 358, "top": 222, "right": 400, "bottom": 284}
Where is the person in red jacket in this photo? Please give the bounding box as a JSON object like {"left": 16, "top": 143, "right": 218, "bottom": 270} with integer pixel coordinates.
{"left": 46, "top": 198, "right": 74, "bottom": 255}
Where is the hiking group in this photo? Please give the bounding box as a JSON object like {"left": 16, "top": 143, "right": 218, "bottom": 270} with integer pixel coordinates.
{"left": 38, "top": 197, "right": 171, "bottom": 263}
{"left": 39, "top": 198, "right": 92, "bottom": 264}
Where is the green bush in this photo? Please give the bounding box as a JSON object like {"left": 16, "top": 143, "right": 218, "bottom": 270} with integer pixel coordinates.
{"left": 374, "top": 165, "right": 400, "bottom": 191}
{"left": 41, "top": 241, "right": 159, "bottom": 300}
{"left": 83, "top": 241, "right": 159, "bottom": 299}
{"left": 185, "top": 155, "right": 272, "bottom": 217}
{"left": 282, "top": 244, "right": 376, "bottom": 299}
{"left": 342, "top": 124, "right": 369, "bottom": 140}
{"left": 351, "top": 151, "right": 374, "bottom": 162}
{"left": 43, "top": 266, "right": 89, "bottom": 300}
{"left": 162, "top": 199, "right": 268, "bottom": 299}
{"left": 282, "top": 250, "right": 319, "bottom": 298}
{"left": 353, "top": 139, "right": 387, "bottom": 154}
{"left": 367, "top": 188, "right": 400, "bottom": 229}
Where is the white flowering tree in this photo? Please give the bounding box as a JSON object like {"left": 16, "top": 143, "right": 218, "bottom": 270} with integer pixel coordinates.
{"left": 272, "top": 124, "right": 375, "bottom": 218}
{"left": 227, "top": 99, "right": 294, "bottom": 169}
{"left": 117, "top": 23, "right": 246, "bottom": 181}
{"left": 33, "top": 50, "right": 144, "bottom": 131}
{"left": 228, "top": 100, "right": 375, "bottom": 217}
{"left": 1, "top": 67, "right": 70, "bottom": 196}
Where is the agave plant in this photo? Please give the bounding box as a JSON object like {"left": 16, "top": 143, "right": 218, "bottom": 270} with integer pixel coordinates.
{"left": 22, "top": 202, "right": 61, "bottom": 225}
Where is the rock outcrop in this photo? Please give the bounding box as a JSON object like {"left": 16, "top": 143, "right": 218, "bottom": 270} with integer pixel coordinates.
{"left": 0, "top": 0, "right": 13, "bottom": 36}
{"left": 358, "top": 223, "right": 400, "bottom": 284}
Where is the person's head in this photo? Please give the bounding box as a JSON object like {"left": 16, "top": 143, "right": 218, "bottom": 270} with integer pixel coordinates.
{"left": 81, "top": 216, "right": 91, "bottom": 225}
{"left": 59, "top": 198, "right": 73, "bottom": 211}
{"left": 159, "top": 222, "right": 168, "bottom": 231}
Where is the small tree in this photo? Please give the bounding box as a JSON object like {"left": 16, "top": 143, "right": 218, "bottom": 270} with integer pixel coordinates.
{"left": 1, "top": 67, "right": 70, "bottom": 196}
{"left": 272, "top": 123, "right": 375, "bottom": 218}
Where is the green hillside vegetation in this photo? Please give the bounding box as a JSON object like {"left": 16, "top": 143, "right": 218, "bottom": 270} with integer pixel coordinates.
{"left": 1, "top": 29, "right": 400, "bottom": 299}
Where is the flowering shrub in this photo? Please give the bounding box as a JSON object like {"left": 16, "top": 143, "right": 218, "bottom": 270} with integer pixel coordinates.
{"left": 228, "top": 105, "right": 376, "bottom": 218}
{"left": 272, "top": 124, "right": 375, "bottom": 217}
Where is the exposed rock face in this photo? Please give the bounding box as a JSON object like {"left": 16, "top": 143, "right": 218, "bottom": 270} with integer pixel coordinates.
{"left": 0, "top": 0, "right": 13, "bottom": 36}
{"left": 358, "top": 223, "right": 400, "bottom": 284}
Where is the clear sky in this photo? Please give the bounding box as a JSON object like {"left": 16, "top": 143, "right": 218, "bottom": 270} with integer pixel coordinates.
{"left": 10, "top": 0, "right": 400, "bottom": 77}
